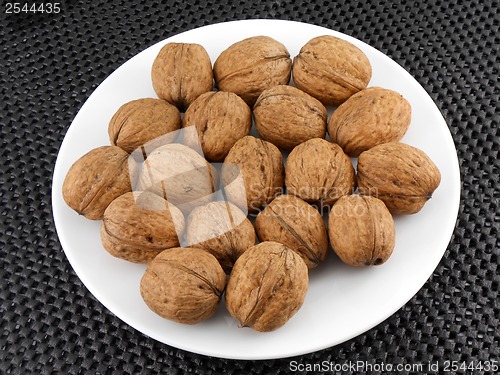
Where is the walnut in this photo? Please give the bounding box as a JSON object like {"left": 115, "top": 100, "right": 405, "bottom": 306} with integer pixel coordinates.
{"left": 328, "top": 87, "right": 412, "bottom": 156}
{"left": 285, "top": 138, "right": 355, "bottom": 207}
{"left": 100, "top": 191, "right": 185, "bottom": 263}
{"left": 222, "top": 136, "right": 284, "bottom": 213}
{"left": 225, "top": 241, "right": 308, "bottom": 332}
{"left": 108, "top": 98, "right": 181, "bottom": 154}
{"left": 62, "top": 146, "right": 138, "bottom": 220}
{"left": 182, "top": 91, "right": 251, "bottom": 162}
{"left": 213, "top": 36, "right": 292, "bottom": 106}
{"left": 253, "top": 85, "right": 327, "bottom": 151}
{"left": 185, "top": 201, "right": 256, "bottom": 273}
{"left": 140, "top": 247, "right": 226, "bottom": 324}
{"left": 292, "top": 35, "right": 372, "bottom": 106}
{"left": 255, "top": 194, "right": 328, "bottom": 269}
{"left": 357, "top": 142, "right": 441, "bottom": 214}
{"left": 151, "top": 43, "right": 213, "bottom": 111}
{"left": 136, "top": 143, "right": 217, "bottom": 213}
{"left": 328, "top": 195, "right": 395, "bottom": 266}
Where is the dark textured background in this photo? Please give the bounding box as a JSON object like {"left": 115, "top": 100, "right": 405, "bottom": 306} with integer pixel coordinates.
{"left": 1, "top": 0, "right": 498, "bottom": 373}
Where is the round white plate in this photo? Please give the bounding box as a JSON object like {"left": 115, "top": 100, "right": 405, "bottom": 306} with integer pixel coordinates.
{"left": 52, "top": 19, "right": 460, "bottom": 360}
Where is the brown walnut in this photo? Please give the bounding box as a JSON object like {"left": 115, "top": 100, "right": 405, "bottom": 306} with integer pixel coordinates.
{"left": 255, "top": 194, "right": 328, "bottom": 269}
{"left": 140, "top": 247, "right": 226, "bottom": 324}
{"left": 136, "top": 143, "right": 217, "bottom": 213}
{"left": 253, "top": 85, "right": 327, "bottom": 151}
{"left": 182, "top": 91, "right": 252, "bottom": 162}
{"left": 213, "top": 36, "right": 292, "bottom": 106}
{"left": 328, "top": 87, "right": 412, "bottom": 156}
{"left": 62, "top": 146, "right": 138, "bottom": 220}
{"left": 328, "top": 195, "right": 395, "bottom": 266}
{"left": 222, "top": 135, "right": 284, "bottom": 214}
{"left": 285, "top": 138, "right": 355, "bottom": 207}
{"left": 186, "top": 201, "right": 256, "bottom": 273}
{"left": 357, "top": 142, "right": 441, "bottom": 214}
{"left": 292, "top": 35, "right": 372, "bottom": 106}
{"left": 225, "top": 241, "right": 308, "bottom": 332}
{"left": 151, "top": 43, "right": 213, "bottom": 111}
{"left": 101, "top": 191, "right": 185, "bottom": 263}
{"left": 108, "top": 98, "right": 181, "bottom": 154}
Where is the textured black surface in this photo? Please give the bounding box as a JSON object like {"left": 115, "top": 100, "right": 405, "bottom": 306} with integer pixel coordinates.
{"left": 1, "top": 0, "right": 498, "bottom": 373}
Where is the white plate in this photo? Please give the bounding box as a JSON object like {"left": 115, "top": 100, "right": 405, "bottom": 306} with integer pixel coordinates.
{"left": 52, "top": 19, "right": 460, "bottom": 360}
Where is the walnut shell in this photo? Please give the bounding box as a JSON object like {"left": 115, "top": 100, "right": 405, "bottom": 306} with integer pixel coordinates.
{"left": 285, "top": 138, "right": 355, "bottom": 207}
{"left": 255, "top": 194, "right": 328, "bottom": 269}
{"left": 140, "top": 247, "right": 226, "bottom": 324}
{"left": 292, "top": 35, "right": 372, "bottom": 106}
{"left": 328, "top": 195, "right": 395, "bottom": 266}
{"left": 357, "top": 142, "right": 441, "bottom": 214}
{"left": 108, "top": 98, "right": 181, "bottom": 154}
{"left": 182, "top": 91, "right": 251, "bottom": 162}
{"left": 328, "top": 87, "right": 412, "bottom": 156}
{"left": 101, "top": 191, "right": 185, "bottom": 263}
{"left": 222, "top": 136, "right": 284, "bottom": 213}
{"left": 62, "top": 146, "right": 138, "bottom": 220}
{"left": 186, "top": 201, "right": 256, "bottom": 273}
{"left": 213, "top": 36, "right": 292, "bottom": 106}
{"left": 151, "top": 43, "right": 213, "bottom": 111}
{"left": 136, "top": 143, "right": 217, "bottom": 213}
{"left": 225, "top": 241, "right": 308, "bottom": 332}
{"left": 253, "top": 85, "right": 327, "bottom": 151}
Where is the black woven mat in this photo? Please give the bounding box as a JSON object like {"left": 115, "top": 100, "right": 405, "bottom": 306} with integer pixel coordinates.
{"left": 1, "top": 0, "right": 498, "bottom": 373}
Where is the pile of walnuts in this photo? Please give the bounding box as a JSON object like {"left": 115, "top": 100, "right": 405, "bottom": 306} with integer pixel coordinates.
{"left": 62, "top": 35, "right": 441, "bottom": 332}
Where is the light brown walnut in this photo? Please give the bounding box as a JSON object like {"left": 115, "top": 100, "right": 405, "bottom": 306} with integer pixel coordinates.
{"left": 292, "top": 35, "right": 372, "bottom": 106}
{"left": 357, "top": 142, "right": 441, "bottom": 214}
{"left": 225, "top": 241, "right": 308, "bottom": 332}
{"left": 140, "top": 247, "right": 226, "bottom": 324}
{"left": 152, "top": 43, "right": 213, "bottom": 111}
{"left": 182, "top": 91, "right": 251, "bottom": 162}
{"left": 255, "top": 194, "right": 328, "bottom": 269}
{"left": 213, "top": 36, "right": 292, "bottom": 106}
{"left": 136, "top": 143, "right": 217, "bottom": 213}
{"left": 108, "top": 98, "right": 181, "bottom": 154}
{"left": 101, "top": 191, "right": 185, "bottom": 263}
{"left": 62, "top": 146, "right": 138, "bottom": 220}
{"left": 254, "top": 85, "right": 327, "bottom": 151}
{"left": 328, "top": 87, "right": 411, "bottom": 156}
{"left": 186, "top": 201, "right": 256, "bottom": 273}
{"left": 328, "top": 195, "right": 395, "bottom": 266}
{"left": 222, "top": 136, "right": 284, "bottom": 214}
{"left": 285, "top": 138, "right": 355, "bottom": 207}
